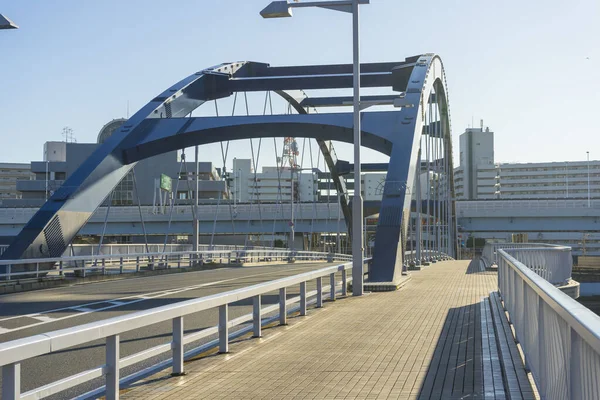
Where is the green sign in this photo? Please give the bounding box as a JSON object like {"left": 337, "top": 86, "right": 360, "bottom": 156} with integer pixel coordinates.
{"left": 160, "top": 174, "right": 172, "bottom": 192}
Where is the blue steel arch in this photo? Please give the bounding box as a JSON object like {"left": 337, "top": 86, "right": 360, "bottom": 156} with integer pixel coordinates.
{"left": 1, "top": 55, "right": 456, "bottom": 284}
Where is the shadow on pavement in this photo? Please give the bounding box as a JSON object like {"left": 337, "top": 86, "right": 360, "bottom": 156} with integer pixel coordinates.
{"left": 417, "top": 302, "right": 484, "bottom": 399}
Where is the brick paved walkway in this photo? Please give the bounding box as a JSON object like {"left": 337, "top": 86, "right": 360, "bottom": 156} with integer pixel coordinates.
{"left": 121, "top": 260, "right": 499, "bottom": 399}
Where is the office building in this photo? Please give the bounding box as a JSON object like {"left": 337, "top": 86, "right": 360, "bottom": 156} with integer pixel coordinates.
{"left": 2, "top": 119, "right": 227, "bottom": 207}
{"left": 0, "top": 163, "right": 33, "bottom": 202}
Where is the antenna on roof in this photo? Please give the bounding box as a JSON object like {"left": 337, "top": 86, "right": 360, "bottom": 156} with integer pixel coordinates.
{"left": 62, "top": 127, "right": 76, "bottom": 143}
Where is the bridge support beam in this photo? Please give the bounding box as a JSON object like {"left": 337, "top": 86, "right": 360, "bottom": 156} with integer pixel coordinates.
{"left": 1, "top": 55, "right": 456, "bottom": 287}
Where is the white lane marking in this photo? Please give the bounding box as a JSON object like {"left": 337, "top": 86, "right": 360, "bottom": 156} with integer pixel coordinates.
{"left": 0, "top": 265, "right": 324, "bottom": 335}
{"left": 29, "top": 315, "right": 57, "bottom": 322}
{"left": 0, "top": 279, "right": 229, "bottom": 323}
{"left": 108, "top": 301, "right": 125, "bottom": 306}
{"left": 73, "top": 307, "right": 95, "bottom": 313}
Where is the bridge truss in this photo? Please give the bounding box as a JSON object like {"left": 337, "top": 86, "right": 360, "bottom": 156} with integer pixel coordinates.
{"left": 1, "top": 54, "right": 457, "bottom": 284}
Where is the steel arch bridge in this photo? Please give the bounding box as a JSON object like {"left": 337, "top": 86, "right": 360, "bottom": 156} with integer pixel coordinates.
{"left": 1, "top": 53, "right": 457, "bottom": 284}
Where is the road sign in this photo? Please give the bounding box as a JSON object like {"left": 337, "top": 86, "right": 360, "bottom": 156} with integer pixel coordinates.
{"left": 160, "top": 174, "right": 172, "bottom": 192}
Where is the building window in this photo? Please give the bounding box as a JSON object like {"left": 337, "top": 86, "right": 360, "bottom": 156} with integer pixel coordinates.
{"left": 112, "top": 171, "right": 134, "bottom": 206}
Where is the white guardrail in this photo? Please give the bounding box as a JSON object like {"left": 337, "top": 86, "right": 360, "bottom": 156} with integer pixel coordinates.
{"left": 0, "top": 249, "right": 352, "bottom": 281}
{"left": 0, "top": 258, "right": 369, "bottom": 400}
{"left": 0, "top": 244, "right": 251, "bottom": 258}
{"left": 483, "top": 242, "right": 554, "bottom": 267}
{"left": 497, "top": 248, "right": 600, "bottom": 399}
{"left": 482, "top": 242, "right": 572, "bottom": 286}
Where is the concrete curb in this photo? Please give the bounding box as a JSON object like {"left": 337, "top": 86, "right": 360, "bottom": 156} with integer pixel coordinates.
{"left": 363, "top": 275, "right": 412, "bottom": 292}
{"left": 558, "top": 279, "right": 580, "bottom": 299}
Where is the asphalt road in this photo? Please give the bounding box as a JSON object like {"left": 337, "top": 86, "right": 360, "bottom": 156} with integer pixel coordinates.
{"left": 0, "top": 262, "right": 340, "bottom": 399}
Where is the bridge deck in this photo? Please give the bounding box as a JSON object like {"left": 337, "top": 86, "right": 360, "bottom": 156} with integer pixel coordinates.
{"left": 121, "top": 260, "right": 529, "bottom": 399}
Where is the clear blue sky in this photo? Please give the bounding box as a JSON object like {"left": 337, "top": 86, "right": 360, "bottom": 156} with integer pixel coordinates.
{"left": 1, "top": 0, "right": 598, "bottom": 168}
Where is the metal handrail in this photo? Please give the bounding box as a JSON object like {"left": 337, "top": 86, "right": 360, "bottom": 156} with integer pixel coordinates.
{"left": 0, "top": 259, "right": 367, "bottom": 400}
{"left": 504, "top": 247, "right": 572, "bottom": 286}
{"left": 481, "top": 242, "right": 558, "bottom": 267}
{"left": 0, "top": 249, "right": 352, "bottom": 281}
{"left": 497, "top": 249, "right": 600, "bottom": 399}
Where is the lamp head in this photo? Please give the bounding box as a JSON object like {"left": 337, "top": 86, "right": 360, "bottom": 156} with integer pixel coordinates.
{"left": 260, "top": 1, "right": 293, "bottom": 18}
{"left": 0, "top": 14, "right": 18, "bottom": 30}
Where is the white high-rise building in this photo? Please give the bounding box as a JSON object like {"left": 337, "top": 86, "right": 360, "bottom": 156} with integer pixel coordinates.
{"left": 456, "top": 125, "right": 495, "bottom": 200}
{"left": 230, "top": 158, "right": 317, "bottom": 203}
{"left": 454, "top": 124, "right": 600, "bottom": 200}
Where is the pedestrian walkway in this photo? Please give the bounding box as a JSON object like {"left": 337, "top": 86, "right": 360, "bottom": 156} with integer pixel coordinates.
{"left": 120, "top": 260, "right": 529, "bottom": 399}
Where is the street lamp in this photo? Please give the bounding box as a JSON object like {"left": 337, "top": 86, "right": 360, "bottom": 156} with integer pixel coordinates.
{"left": 0, "top": 14, "right": 18, "bottom": 29}
{"left": 261, "top": 0, "right": 369, "bottom": 296}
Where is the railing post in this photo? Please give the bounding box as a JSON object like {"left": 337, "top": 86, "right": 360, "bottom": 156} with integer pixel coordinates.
{"left": 569, "top": 327, "right": 581, "bottom": 399}
{"left": 316, "top": 277, "right": 323, "bottom": 308}
{"left": 342, "top": 268, "right": 348, "bottom": 296}
{"left": 136, "top": 256, "right": 140, "bottom": 272}
{"left": 102, "top": 258, "right": 106, "bottom": 275}
{"left": 253, "top": 295, "right": 262, "bottom": 338}
{"left": 279, "top": 287, "right": 287, "bottom": 325}
{"left": 300, "top": 282, "right": 307, "bottom": 316}
{"left": 151, "top": 255, "right": 155, "bottom": 270}
{"left": 36, "top": 262, "right": 39, "bottom": 278}
{"left": 177, "top": 254, "right": 181, "bottom": 269}
{"left": 330, "top": 273, "right": 336, "bottom": 301}
{"left": 59, "top": 261, "right": 63, "bottom": 276}
{"left": 2, "top": 362, "right": 21, "bottom": 399}
{"left": 119, "top": 257, "right": 123, "bottom": 274}
{"left": 219, "top": 304, "right": 229, "bottom": 353}
{"left": 538, "top": 295, "right": 546, "bottom": 399}
{"left": 106, "top": 334, "right": 120, "bottom": 400}
{"left": 172, "top": 316, "right": 185, "bottom": 376}
{"left": 7, "top": 264, "right": 11, "bottom": 281}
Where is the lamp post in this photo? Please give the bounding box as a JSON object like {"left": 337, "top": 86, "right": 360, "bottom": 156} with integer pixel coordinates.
{"left": 565, "top": 161, "right": 569, "bottom": 198}
{"left": 261, "top": 0, "right": 368, "bottom": 296}
{"left": 193, "top": 145, "right": 199, "bottom": 253}
{"left": 587, "top": 151, "right": 591, "bottom": 208}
